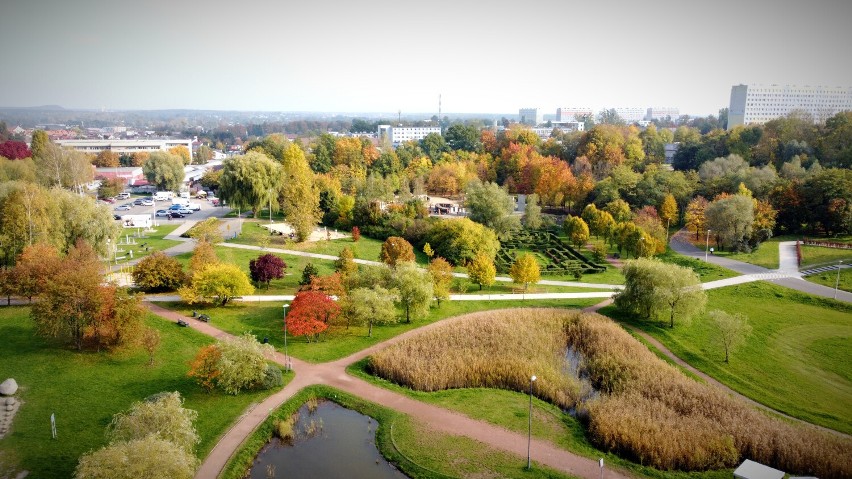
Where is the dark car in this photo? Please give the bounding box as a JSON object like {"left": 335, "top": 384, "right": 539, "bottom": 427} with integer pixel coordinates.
{"left": 167, "top": 212, "right": 185, "bottom": 219}
{"left": 113, "top": 214, "right": 122, "bottom": 220}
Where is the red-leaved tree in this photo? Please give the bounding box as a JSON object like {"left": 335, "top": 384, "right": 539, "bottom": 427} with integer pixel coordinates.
{"left": 285, "top": 291, "right": 340, "bottom": 342}
{"left": 0, "top": 141, "right": 32, "bottom": 160}
{"left": 248, "top": 253, "right": 287, "bottom": 289}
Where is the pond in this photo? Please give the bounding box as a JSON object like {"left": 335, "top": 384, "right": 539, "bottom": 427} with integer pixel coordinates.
{"left": 247, "top": 400, "right": 408, "bottom": 479}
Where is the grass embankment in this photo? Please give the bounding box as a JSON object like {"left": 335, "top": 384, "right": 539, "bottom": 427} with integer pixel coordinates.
{"left": 156, "top": 299, "right": 602, "bottom": 363}
{"left": 0, "top": 307, "right": 284, "bottom": 478}
{"left": 806, "top": 267, "right": 852, "bottom": 293}
{"left": 221, "top": 385, "right": 571, "bottom": 479}
{"left": 364, "top": 308, "right": 851, "bottom": 477}
{"left": 801, "top": 245, "right": 852, "bottom": 268}
{"left": 602, "top": 281, "right": 852, "bottom": 435}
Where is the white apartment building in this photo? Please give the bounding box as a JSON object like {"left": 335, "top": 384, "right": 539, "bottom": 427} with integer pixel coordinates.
{"left": 728, "top": 84, "right": 852, "bottom": 129}
{"left": 377, "top": 125, "right": 442, "bottom": 146}
{"left": 645, "top": 107, "right": 680, "bottom": 120}
{"left": 612, "top": 107, "right": 647, "bottom": 123}
{"left": 518, "top": 108, "right": 542, "bottom": 126}
{"left": 56, "top": 138, "right": 194, "bottom": 155}
{"left": 556, "top": 107, "right": 594, "bottom": 122}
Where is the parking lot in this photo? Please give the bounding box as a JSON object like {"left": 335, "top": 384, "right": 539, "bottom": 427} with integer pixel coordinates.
{"left": 110, "top": 193, "right": 229, "bottom": 223}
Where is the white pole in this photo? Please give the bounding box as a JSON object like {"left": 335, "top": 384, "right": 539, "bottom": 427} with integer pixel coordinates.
{"left": 705, "top": 229, "right": 711, "bottom": 262}
{"left": 527, "top": 375, "right": 537, "bottom": 470}
{"left": 835, "top": 260, "right": 843, "bottom": 300}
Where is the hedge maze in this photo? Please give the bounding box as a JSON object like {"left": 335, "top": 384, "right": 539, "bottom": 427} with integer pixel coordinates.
{"left": 496, "top": 230, "right": 606, "bottom": 275}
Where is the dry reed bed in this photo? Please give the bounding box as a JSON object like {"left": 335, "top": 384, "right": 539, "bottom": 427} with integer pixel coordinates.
{"left": 369, "top": 309, "right": 852, "bottom": 478}
{"left": 368, "top": 309, "right": 580, "bottom": 409}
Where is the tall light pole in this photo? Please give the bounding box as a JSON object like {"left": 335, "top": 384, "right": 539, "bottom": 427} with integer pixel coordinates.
{"left": 282, "top": 304, "right": 290, "bottom": 371}
{"left": 527, "top": 375, "right": 537, "bottom": 470}
{"left": 705, "top": 229, "right": 711, "bottom": 262}
{"left": 835, "top": 260, "right": 844, "bottom": 300}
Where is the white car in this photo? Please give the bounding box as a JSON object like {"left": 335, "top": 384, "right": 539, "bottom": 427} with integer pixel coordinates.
{"left": 186, "top": 203, "right": 201, "bottom": 211}
{"left": 139, "top": 199, "right": 155, "bottom": 206}
{"left": 155, "top": 210, "right": 170, "bottom": 217}
{"left": 176, "top": 207, "right": 193, "bottom": 215}
{"left": 114, "top": 204, "right": 131, "bottom": 211}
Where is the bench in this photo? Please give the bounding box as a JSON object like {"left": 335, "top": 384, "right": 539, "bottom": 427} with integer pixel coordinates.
{"left": 197, "top": 314, "right": 210, "bottom": 323}
{"left": 177, "top": 319, "right": 189, "bottom": 327}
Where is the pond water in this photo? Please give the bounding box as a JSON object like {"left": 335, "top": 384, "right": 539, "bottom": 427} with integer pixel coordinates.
{"left": 247, "top": 400, "right": 408, "bottom": 479}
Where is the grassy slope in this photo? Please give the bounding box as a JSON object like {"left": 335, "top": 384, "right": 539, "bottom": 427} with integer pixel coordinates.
{"left": 800, "top": 244, "right": 852, "bottom": 268}
{"left": 157, "top": 299, "right": 602, "bottom": 363}
{"left": 112, "top": 223, "right": 182, "bottom": 265}
{"left": 0, "top": 307, "right": 279, "bottom": 478}
{"left": 806, "top": 267, "right": 852, "bottom": 293}
{"left": 601, "top": 282, "right": 852, "bottom": 434}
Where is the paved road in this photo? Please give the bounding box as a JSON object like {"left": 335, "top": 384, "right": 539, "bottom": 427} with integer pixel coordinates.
{"left": 145, "top": 303, "right": 631, "bottom": 479}
{"left": 670, "top": 230, "right": 852, "bottom": 303}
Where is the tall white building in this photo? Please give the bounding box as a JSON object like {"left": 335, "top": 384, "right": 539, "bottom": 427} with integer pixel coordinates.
{"left": 518, "top": 108, "right": 542, "bottom": 126}
{"left": 728, "top": 84, "right": 852, "bottom": 129}
{"left": 557, "top": 107, "right": 594, "bottom": 122}
{"left": 612, "top": 107, "right": 647, "bottom": 123}
{"left": 645, "top": 107, "right": 680, "bottom": 121}
{"left": 377, "top": 125, "right": 441, "bottom": 146}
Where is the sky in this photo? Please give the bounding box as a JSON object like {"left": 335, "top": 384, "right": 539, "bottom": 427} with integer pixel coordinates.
{"left": 1, "top": 0, "right": 851, "bottom": 117}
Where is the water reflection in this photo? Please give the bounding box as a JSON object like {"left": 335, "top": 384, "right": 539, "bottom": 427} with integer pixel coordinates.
{"left": 248, "top": 400, "right": 408, "bottom": 479}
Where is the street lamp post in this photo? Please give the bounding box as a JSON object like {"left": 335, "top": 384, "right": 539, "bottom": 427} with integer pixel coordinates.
{"left": 282, "top": 304, "right": 290, "bottom": 371}
{"left": 527, "top": 375, "right": 537, "bottom": 470}
{"left": 835, "top": 260, "right": 844, "bottom": 300}
{"left": 705, "top": 229, "right": 711, "bottom": 262}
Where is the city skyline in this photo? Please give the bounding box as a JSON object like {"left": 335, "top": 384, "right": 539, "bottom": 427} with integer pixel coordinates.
{"left": 1, "top": 0, "right": 850, "bottom": 117}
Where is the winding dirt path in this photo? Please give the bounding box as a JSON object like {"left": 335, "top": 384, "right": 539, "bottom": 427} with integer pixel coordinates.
{"left": 145, "top": 303, "right": 630, "bottom": 479}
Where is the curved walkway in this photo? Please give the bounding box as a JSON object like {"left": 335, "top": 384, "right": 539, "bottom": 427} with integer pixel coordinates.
{"left": 145, "top": 303, "right": 630, "bottom": 479}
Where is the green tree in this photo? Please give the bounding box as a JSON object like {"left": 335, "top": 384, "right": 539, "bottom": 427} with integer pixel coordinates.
{"left": 214, "top": 333, "right": 275, "bottom": 394}
{"left": 188, "top": 240, "right": 219, "bottom": 276}
{"left": 428, "top": 257, "right": 453, "bottom": 305}
{"left": 334, "top": 246, "right": 358, "bottom": 280}
{"left": 194, "top": 144, "right": 214, "bottom": 164}
{"left": 465, "top": 179, "right": 519, "bottom": 240}
{"left": 391, "top": 261, "right": 433, "bottom": 322}
{"left": 187, "top": 218, "right": 223, "bottom": 244}
{"left": 98, "top": 177, "right": 125, "bottom": 199}
{"left": 180, "top": 263, "right": 254, "bottom": 306}
{"left": 218, "top": 151, "right": 282, "bottom": 217}
{"left": 142, "top": 151, "right": 185, "bottom": 192}
{"left": 74, "top": 436, "right": 198, "bottom": 479}
{"left": 340, "top": 286, "right": 399, "bottom": 337}
{"left": 0, "top": 181, "right": 56, "bottom": 260}
{"left": 53, "top": 188, "right": 120, "bottom": 256}
{"left": 280, "top": 143, "right": 320, "bottom": 241}
{"left": 380, "top": 236, "right": 415, "bottom": 267}
{"left": 419, "top": 132, "right": 448, "bottom": 161}
{"left": 425, "top": 217, "right": 499, "bottom": 266}
{"left": 444, "top": 124, "right": 481, "bottom": 152}
{"left": 132, "top": 252, "right": 185, "bottom": 292}
{"left": 562, "top": 215, "right": 590, "bottom": 249}
{"left": 705, "top": 194, "right": 754, "bottom": 251}
{"left": 707, "top": 309, "right": 752, "bottom": 363}
{"left": 523, "top": 193, "right": 542, "bottom": 229}
{"left": 466, "top": 253, "right": 496, "bottom": 291}
{"left": 107, "top": 392, "right": 199, "bottom": 453}
{"left": 300, "top": 262, "right": 319, "bottom": 286}
{"left": 604, "top": 199, "right": 632, "bottom": 223}
{"left": 509, "top": 253, "right": 540, "bottom": 291}
{"left": 615, "top": 258, "right": 707, "bottom": 328}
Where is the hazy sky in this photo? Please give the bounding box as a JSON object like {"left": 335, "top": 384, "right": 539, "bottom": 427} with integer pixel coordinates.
{"left": 1, "top": 0, "right": 850, "bottom": 116}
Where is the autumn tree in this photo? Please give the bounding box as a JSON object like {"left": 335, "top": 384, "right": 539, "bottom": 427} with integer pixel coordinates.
{"left": 563, "top": 215, "right": 590, "bottom": 249}
{"left": 215, "top": 333, "right": 276, "bottom": 394}
{"left": 466, "top": 253, "right": 496, "bottom": 291}
{"left": 142, "top": 328, "right": 161, "bottom": 366}
{"left": 340, "top": 286, "right": 399, "bottom": 336}
{"left": 615, "top": 258, "right": 707, "bottom": 328}
{"left": 334, "top": 246, "right": 358, "bottom": 280}
{"left": 659, "top": 193, "right": 679, "bottom": 228}
{"left": 168, "top": 145, "right": 191, "bottom": 165}
{"left": 98, "top": 177, "right": 125, "bottom": 199}
{"left": 12, "top": 242, "right": 61, "bottom": 301}
{"left": 428, "top": 257, "right": 453, "bottom": 305}
{"left": 707, "top": 310, "right": 752, "bottom": 363}
{"left": 187, "top": 218, "right": 223, "bottom": 244}
{"left": 142, "top": 151, "right": 185, "bottom": 192}
{"left": 194, "top": 144, "right": 214, "bottom": 164}
{"left": 132, "top": 252, "right": 185, "bottom": 292}
{"left": 0, "top": 181, "right": 57, "bottom": 259}
{"left": 509, "top": 253, "right": 540, "bottom": 291}
{"left": 187, "top": 345, "right": 222, "bottom": 392}
{"left": 92, "top": 150, "right": 119, "bottom": 168}
{"left": 189, "top": 240, "right": 219, "bottom": 276}
{"left": 74, "top": 436, "right": 198, "bottom": 479}
{"left": 309, "top": 272, "right": 346, "bottom": 298}
{"left": 180, "top": 263, "right": 254, "bottom": 306}
{"left": 685, "top": 196, "right": 709, "bottom": 239}
{"left": 286, "top": 290, "right": 340, "bottom": 341}
{"left": 380, "top": 236, "right": 415, "bottom": 267}
{"left": 248, "top": 253, "right": 287, "bottom": 289}
{"left": 86, "top": 285, "right": 145, "bottom": 351}
{"left": 391, "top": 261, "right": 433, "bottom": 322}
{"left": 107, "top": 392, "right": 199, "bottom": 453}
{"left": 424, "top": 217, "right": 499, "bottom": 266}
{"left": 280, "top": 143, "right": 321, "bottom": 241}
{"left": 465, "top": 179, "right": 520, "bottom": 240}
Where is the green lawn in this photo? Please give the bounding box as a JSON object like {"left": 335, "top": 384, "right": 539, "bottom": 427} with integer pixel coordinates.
{"left": 800, "top": 245, "right": 852, "bottom": 269}
{"left": 111, "top": 223, "right": 182, "bottom": 265}
{"left": 712, "top": 237, "right": 791, "bottom": 270}
{"left": 601, "top": 282, "right": 852, "bottom": 434}
{"left": 656, "top": 249, "right": 740, "bottom": 281}
{"left": 806, "top": 267, "right": 852, "bottom": 293}
{"left": 0, "top": 307, "right": 282, "bottom": 478}
{"left": 157, "top": 299, "right": 603, "bottom": 363}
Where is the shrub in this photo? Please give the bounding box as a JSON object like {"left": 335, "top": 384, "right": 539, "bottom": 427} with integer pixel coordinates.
{"left": 351, "top": 226, "right": 361, "bottom": 242}
{"left": 74, "top": 436, "right": 198, "bottom": 479}
{"left": 107, "top": 391, "right": 199, "bottom": 453}
{"left": 132, "top": 252, "right": 185, "bottom": 292}
{"left": 188, "top": 334, "right": 275, "bottom": 394}
{"left": 260, "top": 364, "right": 284, "bottom": 390}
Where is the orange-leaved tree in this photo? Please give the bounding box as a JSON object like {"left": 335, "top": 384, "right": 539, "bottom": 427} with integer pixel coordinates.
{"left": 286, "top": 290, "right": 340, "bottom": 342}
{"left": 188, "top": 344, "right": 222, "bottom": 392}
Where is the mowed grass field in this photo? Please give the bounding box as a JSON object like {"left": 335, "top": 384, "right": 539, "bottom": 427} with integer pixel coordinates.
{"left": 0, "top": 307, "right": 279, "bottom": 478}
{"left": 602, "top": 282, "right": 852, "bottom": 434}
{"left": 157, "top": 299, "right": 602, "bottom": 363}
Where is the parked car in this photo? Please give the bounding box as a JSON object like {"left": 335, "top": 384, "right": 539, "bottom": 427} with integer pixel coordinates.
{"left": 114, "top": 204, "right": 131, "bottom": 211}
{"left": 176, "top": 207, "right": 193, "bottom": 215}
{"left": 133, "top": 198, "right": 145, "bottom": 205}
{"left": 100, "top": 197, "right": 115, "bottom": 203}
{"left": 139, "top": 199, "right": 154, "bottom": 206}
{"left": 186, "top": 203, "right": 201, "bottom": 211}
{"left": 113, "top": 214, "right": 122, "bottom": 220}
{"left": 167, "top": 212, "right": 185, "bottom": 219}
{"left": 116, "top": 192, "right": 130, "bottom": 200}
{"left": 155, "top": 210, "right": 170, "bottom": 217}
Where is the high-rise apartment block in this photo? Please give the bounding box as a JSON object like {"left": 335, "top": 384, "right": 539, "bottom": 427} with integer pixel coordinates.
{"left": 557, "top": 107, "right": 594, "bottom": 122}
{"left": 645, "top": 107, "right": 680, "bottom": 120}
{"left": 611, "top": 108, "right": 647, "bottom": 123}
{"left": 377, "top": 125, "right": 442, "bottom": 146}
{"left": 518, "top": 108, "right": 543, "bottom": 126}
{"left": 728, "top": 84, "right": 852, "bottom": 129}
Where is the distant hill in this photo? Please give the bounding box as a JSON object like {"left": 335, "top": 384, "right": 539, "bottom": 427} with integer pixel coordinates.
{"left": 0, "top": 105, "right": 66, "bottom": 111}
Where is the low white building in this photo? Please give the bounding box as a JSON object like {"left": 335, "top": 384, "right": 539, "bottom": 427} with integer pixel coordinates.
{"left": 728, "top": 83, "right": 852, "bottom": 129}
{"left": 56, "top": 138, "right": 194, "bottom": 155}
{"left": 377, "top": 125, "right": 442, "bottom": 146}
